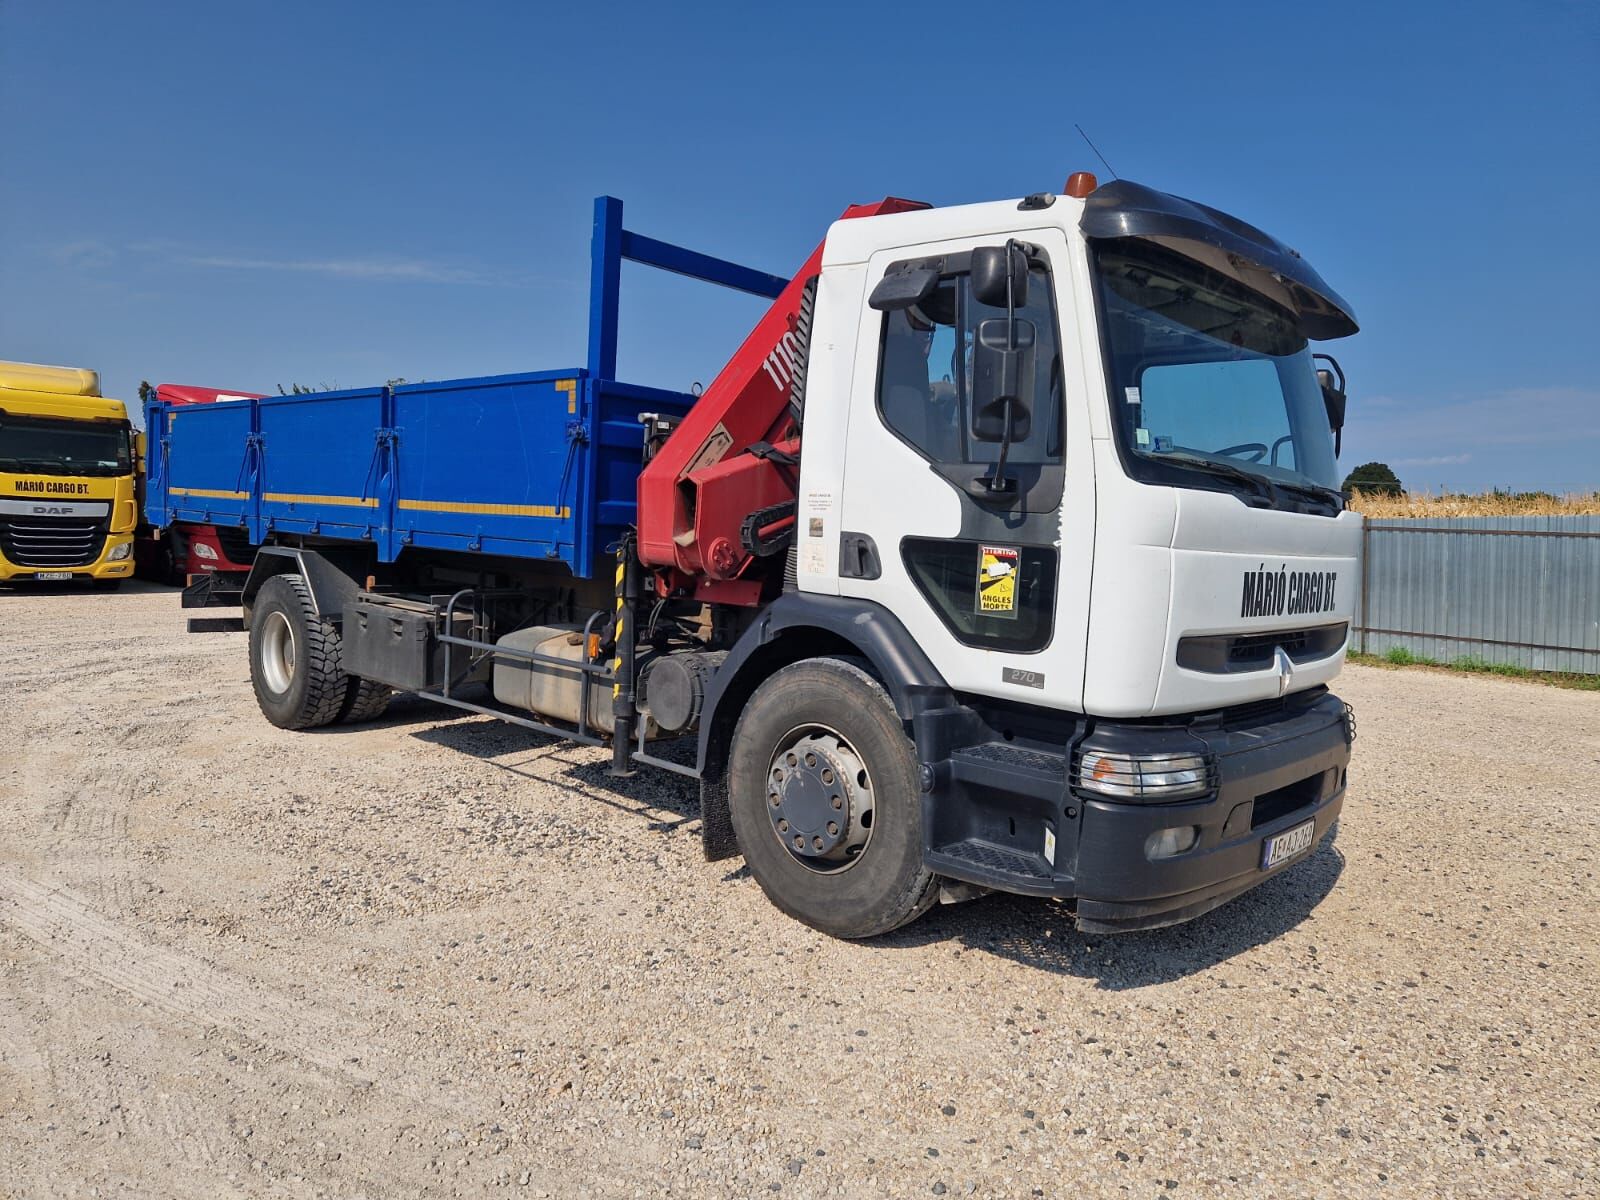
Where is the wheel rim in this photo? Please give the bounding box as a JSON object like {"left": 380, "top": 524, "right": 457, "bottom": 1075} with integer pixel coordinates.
{"left": 260, "top": 611, "right": 297, "bottom": 694}
{"left": 765, "top": 722, "right": 875, "bottom": 874}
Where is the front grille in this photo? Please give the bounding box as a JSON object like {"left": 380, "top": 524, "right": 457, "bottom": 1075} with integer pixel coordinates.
{"left": 1177, "top": 623, "right": 1349, "bottom": 674}
{"left": 212, "top": 525, "right": 257, "bottom": 566}
{"left": 0, "top": 515, "right": 107, "bottom": 568}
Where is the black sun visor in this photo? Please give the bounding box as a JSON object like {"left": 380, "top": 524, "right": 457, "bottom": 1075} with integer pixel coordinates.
{"left": 1081, "top": 179, "right": 1358, "bottom": 340}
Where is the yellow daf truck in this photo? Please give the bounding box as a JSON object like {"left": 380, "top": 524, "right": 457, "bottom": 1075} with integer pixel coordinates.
{"left": 0, "top": 361, "right": 137, "bottom": 587}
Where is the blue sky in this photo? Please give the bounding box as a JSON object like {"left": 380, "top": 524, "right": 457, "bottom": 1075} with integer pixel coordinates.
{"left": 3, "top": 0, "right": 1596, "bottom": 493}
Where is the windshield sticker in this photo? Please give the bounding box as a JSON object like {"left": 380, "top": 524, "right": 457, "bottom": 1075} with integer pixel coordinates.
{"left": 976, "top": 544, "right": 1020, "bottom": 618}
{"left": 1125, "top": 386, "right": 1140, "bottom": 405}
{"left": 1154, "top": 435, "right": 1173, "bottom": 452}
{"left": 1135, "top": 427, "right": 1151, "bottom": 447}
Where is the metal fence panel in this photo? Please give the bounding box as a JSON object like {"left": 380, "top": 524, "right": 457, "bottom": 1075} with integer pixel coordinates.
{"left": 1353, "top": 516, "right": 1600, "bottom": 674}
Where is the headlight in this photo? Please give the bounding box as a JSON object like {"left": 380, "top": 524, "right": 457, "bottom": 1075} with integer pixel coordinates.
{"left": 192, "top": 541, "right": 218, "bottom": 560}
{"left": 1075, "top": 751, "right": 1212, "bottom": 801}
{"left": 107, "top": 541, "right": 133, "bottom": 561}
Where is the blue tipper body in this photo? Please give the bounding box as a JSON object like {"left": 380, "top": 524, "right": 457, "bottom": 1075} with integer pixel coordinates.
{"left": 144, "top": 372, "right": 695, "bottom": 577}
{"left": 141, "top": 195, "right": 790, "bottom": 579}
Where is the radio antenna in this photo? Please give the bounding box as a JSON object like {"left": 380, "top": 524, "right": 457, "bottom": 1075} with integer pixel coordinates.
{"left": 1074, "top": 123, "right": 1118, "bottom": 180}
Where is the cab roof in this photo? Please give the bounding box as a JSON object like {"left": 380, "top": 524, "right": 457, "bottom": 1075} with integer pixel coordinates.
{"left": 0, "top": 386, "right": 128, "bottom": 422}
{"left": 821, "top": 179, "right": 1357, "bottom": 340}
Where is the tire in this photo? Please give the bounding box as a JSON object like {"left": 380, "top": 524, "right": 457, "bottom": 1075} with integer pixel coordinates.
{"left": 339, "top": 677, "right": 393, "bottom": 724}
{"left": 158, "top": 542, "right": 179, "bottom": 586}
{"left": 164, "top": 530, "right": 188, "bottom": 586}
{"left": 249, "top": 573, "right": 350, "bottom": 730}
{"left": 728, "top": 657, "right": 939, "bottom": 938}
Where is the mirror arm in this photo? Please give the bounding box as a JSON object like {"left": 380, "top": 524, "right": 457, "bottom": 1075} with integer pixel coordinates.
{"left": 993, "top": 398, "right": 1015, "bottom": 486}
{"left": 1005, "top": 239, "right": 1018, "bottom": 350}
{"left": 972, "top": 398, "right": 1018, "bottom": 498}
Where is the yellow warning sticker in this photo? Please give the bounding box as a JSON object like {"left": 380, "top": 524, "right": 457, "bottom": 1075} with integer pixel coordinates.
{"left": 977, "top": 544, "right": 1020, "bottom": 617}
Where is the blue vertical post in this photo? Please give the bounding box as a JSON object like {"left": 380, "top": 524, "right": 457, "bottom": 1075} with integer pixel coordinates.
{"left": 588, "top": 196, "right": 623, "bottom": 382}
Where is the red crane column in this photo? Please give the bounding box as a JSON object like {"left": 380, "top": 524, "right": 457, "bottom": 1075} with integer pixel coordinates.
{"left": 635, "top": 197, "right": 928, "bottom": 604}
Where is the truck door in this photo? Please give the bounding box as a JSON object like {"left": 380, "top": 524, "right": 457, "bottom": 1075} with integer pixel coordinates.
{"left": 827, "top": 230, "right": 1090, "bottom": 708}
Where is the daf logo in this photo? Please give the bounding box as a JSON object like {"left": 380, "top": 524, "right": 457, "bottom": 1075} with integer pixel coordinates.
{"left": 34, "top": 506, "right": 72, "bottom": 516}
{"left": 1274, "top": 645, "right": 1295, "bottom": 697}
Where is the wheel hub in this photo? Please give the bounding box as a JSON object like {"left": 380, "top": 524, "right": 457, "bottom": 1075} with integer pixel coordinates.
{"left": 766, "top": 727, "right": 874, "bottom": 871}
{"left": 260, "top": 610, "right": 297, "bottom": 695}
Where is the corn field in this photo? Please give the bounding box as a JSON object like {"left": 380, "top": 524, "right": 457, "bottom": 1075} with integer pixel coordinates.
{"left": 1347, "top": 490, "right": 1600, "bottom": 518}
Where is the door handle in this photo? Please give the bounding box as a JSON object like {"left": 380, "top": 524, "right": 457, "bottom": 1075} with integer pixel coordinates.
{"left": 838, "top": 532, "right": 881, "bottom": 580}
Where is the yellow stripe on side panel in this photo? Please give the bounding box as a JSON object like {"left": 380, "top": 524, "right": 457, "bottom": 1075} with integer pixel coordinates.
{"left": 556, "top": 378, "right": 577, "bottom": 414}
{"left": 261, "top": 492, "right": 379, "bottom": 508}
{"left": 397, "top": 499, "right": 571, "bottom": 518}
{"left": 169, "top": 486, "right": 247, "bottom": 500}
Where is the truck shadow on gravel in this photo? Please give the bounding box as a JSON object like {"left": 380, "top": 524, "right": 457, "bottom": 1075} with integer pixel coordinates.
{"left": 406, "top": 713, "right": 702, "bottom": 828}
{"left": 0, "top": 578, "right": 176, "bottom": 596}
{"left": 883, "top": 832, "right": 1347, "bottom": 988}
{"left": 402, "top": 710, "right": 1343, "bottom": 984}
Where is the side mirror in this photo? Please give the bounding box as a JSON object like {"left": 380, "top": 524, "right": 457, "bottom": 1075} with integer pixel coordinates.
{"left": 971, "top": 317, "right": 1036, "bottom": 441}
{"left": 1313, "top": 353, "right": 1347, "bottom": 456}
{"left": 868, "top": 265, "right": 941, "bottom": 311}
{"left": 971, "top": 245, "right": 1029, "bottom": 308}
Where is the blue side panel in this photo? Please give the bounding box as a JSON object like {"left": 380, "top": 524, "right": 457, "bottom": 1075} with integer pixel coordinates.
{"left": 391, "top": 371, "right": 588, "bottom": 567}
{"left": 145, "top": 370, "right": 699, "bottom": 579}
{"left": 258, "top": 388, "right": 388, "bottom": 544}
{"left": 157, "top": 400, "right": 256, "bottom": 529}
{"left": 590, "top": 380, "right": 696, "bottom": 557}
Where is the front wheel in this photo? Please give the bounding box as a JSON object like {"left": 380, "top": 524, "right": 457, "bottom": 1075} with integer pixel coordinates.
{"left": 727, "top": 658, "right": 938, "bottom": 938}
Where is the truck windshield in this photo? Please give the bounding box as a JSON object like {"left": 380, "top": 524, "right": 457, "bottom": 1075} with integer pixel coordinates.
{"left": 1092, "top": 237, "right": 1342, "bottom": 508}
{"left": 0, "top": 415, "right": 132, "bottom": 477}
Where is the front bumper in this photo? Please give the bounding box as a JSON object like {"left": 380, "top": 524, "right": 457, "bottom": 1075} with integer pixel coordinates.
{"left": 0, "top": 533, "right": 135, "bottom": 582}
{"left": 922, "top": 690, "right": 1352, "bottom": 932}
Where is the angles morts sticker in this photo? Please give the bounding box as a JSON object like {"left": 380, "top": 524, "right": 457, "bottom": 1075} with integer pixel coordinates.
{"left": 976, "top": 544, "right": 1020, "bottom": 618}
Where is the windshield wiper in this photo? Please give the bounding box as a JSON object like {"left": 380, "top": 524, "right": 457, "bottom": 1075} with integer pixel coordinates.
{"left": 0, "top": 457, "right": 67, "bottom": 473}
{"left": 1275, "top": 479, "right": 1344, "bottom": 510}
{"left": 1156, "top": 452, "right": 1282, "bottom": 508}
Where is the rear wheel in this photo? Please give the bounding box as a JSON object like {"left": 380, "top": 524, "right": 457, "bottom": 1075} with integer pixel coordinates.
{"left": 249, "top": 574, "right": 350, "bottom": 729}
{"left": 728, "top": 658, "right": 938, "bottom": 938}
{"left": 339, "top": 677, "right": 393, "bottom": 724}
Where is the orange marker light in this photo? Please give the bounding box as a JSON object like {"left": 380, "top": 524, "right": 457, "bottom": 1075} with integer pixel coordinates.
{"left": 1064, "top": 171, "right": 1098, "bottom": 198}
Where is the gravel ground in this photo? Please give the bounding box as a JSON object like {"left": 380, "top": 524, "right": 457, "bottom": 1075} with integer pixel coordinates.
{"left": 1, "top": 581, "right": 1596, "bottom": 1199}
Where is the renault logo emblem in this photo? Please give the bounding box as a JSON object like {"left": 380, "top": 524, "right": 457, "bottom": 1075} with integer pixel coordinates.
{"left": 1274, "top": 645, "right": 1294, "bottom": 697}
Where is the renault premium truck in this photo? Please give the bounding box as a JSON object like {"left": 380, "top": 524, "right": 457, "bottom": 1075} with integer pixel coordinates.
{"left": 1, "top": 361, "right": 138, "bottom": 587}
{"left": 146, "top": 174, "right": 1359, "bottom": 938}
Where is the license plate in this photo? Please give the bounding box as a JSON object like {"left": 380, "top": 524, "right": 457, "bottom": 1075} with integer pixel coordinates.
{"left": 34, "top": 572, "right": 74, "bottom": 581}
{"left": 1261, "top": 818, "right": 1316, "bottom": 869}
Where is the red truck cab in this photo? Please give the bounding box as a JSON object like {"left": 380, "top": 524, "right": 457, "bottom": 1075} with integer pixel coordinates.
{"left": 136, "top": 384, "right": 264, "bottom": 583}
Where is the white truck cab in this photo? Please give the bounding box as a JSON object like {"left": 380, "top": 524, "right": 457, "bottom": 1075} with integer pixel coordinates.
{"left": 762, "top": 176, "right": 1358, "bottom": 930}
